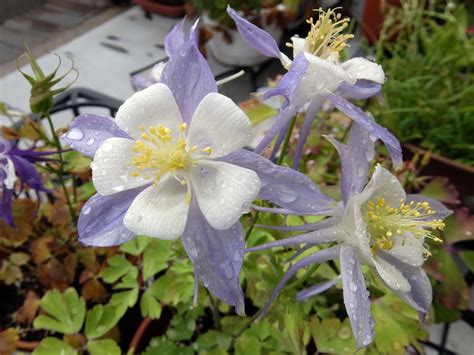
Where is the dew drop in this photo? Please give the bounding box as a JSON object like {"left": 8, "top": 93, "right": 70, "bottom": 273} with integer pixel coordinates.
{"left": 349, "top": 281, "right": 358, "bottom": 292}
{"left": 82, "top": 205, "right": 91, "bottom": 215}
{"left": 67, "top": 127, "right": 84, "bottom": 141}
{"left": 86, "top": 137, "right": 95, "bottom": 146}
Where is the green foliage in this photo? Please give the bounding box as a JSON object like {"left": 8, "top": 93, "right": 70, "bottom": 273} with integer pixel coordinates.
{"left": 33, "top": 288, "right": 85, "bottom": 334}
{"left": 373, "top": 2, "right": 474, "bottom": 164}
{"left": 87, "top": 339, "right": 121, "bottom": 355}
{"left": 33, "top": 338, "right": 77, "bottom": 355}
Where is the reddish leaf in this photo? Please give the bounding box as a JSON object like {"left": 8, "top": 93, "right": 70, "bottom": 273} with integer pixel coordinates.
{"left": 13, "top": 291, "right": 40, "bottom": 324}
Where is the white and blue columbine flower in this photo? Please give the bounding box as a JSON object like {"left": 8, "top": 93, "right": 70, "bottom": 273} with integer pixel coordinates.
{"left": 62, "top": 20, "right": 335, "bottom": 314}
{"left": 0, "top": 136, "right": 53, "bottom": 227}
{"left": 227, "top": 7, "right": 402, "bottom": 169}
{"left": 247, "top": 122, "right": 450, "bottom": 348}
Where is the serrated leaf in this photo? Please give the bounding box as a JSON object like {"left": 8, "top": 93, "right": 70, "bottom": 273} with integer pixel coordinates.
{"left": 142, "top": 240, "right": 174, "bottom": 280}
{"left": 120, "top": 236, "right": 152, "bottom": 255}
{"left": 33, "top": 337, "right": 77, "bottom": 355}
{"left": 141, "top": 288, "right": 162, "bottom": 319}
{"left": 87, "top": 339, "right": 121, "bottom": 355}
{"left": 33, "top": 288, "right": 85, "bottom": 334}
{"left": 114, "top": 266, "right": 138, "bottom": 289}
{"left": 99, "top": 255, "right": 133, "bottom": 283}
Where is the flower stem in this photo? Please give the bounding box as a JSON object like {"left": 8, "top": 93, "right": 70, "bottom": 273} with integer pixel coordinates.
{"left": 206, "top": 289, "right": 222, "bottom": 331}
{"left": 277, "top": 116, "right": 297, "bottom": 166}
{"left": 44, "top": 112, "right": 76, "bottom": 221}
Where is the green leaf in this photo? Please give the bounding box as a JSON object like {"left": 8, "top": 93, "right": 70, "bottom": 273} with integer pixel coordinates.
{"left": 308, "top": 317, "right": 356, "bottom": 354}
{"left": 234, "top": 334, "right": 261, "bottom": 355}
{"left": 120, "top": 236, "right": 152, "bottom": 255}
{"left": 99, "top": 255, "right": 133, "bottom": 283}
{"left": 196, "top": 330, "right": 231, "bottom": 351}
{"left": 141, "top": 288, "right": 162, "bottom": 319}
{"left": 143, "top": 336, "right": 194, "bottom": 355}
{"left": 459, "top": 251, "right": 474, "bottom": 272}
{"left": 33, "top": 288, "right": 85, "bottom": 334}
{"left": 114, "top": 266, "right": 139, "bottom": 289}
{"left": 33, "top": 337, "right": 77, "bottom": 355}
{"left": 85, "top": 303, "right": 126, "bottom": 340}
{"left": 283, "top": 305, "right": 310, "bottom": 355}
{"left": 142, "top": 240, "right": 174, "bottom": 280}
{"left": 87, "top": 339, "right": 121, "bottom": 355}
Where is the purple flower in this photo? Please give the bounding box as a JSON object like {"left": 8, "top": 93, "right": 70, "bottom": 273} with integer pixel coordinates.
{"left": 227, "top": 7, "right": 402, "bottom": 169}
{"left": 62, "top": 21, "right": 335, "bottom": 314}
{"left": 247, "top": 122, "right": 450, "bottom": 348}
{"left": 0, "top": 136, "right": 52, "bottom": 227}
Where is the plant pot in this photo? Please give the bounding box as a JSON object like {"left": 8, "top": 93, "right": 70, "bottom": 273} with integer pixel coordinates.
{"left": 134, "top": 0, "right": 186, "bottom": 18}
{"left": 202, "top": 10, "right": 284, "bottom": 67}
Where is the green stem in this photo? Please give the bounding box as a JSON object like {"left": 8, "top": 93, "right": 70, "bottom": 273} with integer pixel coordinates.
{"left": 277, "top": 116, "right": 297, "bottom": 166}
{"left": 44, "top": 112, "right": 76, "bottom": 221}
{"left": 229, "top": 310, "right": 261, "bottom": 352}
{"left": 206, "top": 289, "right": 222, "bottom": 331}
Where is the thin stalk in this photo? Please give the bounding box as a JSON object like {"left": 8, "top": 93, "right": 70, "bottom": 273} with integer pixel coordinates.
{"left": 44, "top": 112, "right": 76, "bottom": 221}
{"left": 277, "top": 116, "right": 297, "bottom": 166}
{"left": 206, "top": 289, "right": 222, "bottom": 331}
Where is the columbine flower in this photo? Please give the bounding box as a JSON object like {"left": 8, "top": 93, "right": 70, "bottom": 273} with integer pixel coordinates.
{"left": 227, "top": 7, "right": 401, "bottom": 169}
{"left": 0, "top": 136, "right": 52, "bottom": 227}
{"left": 62, "top": 20, "right": 335, "bottom": 314}
{"left": 247, "top": 122, "right": 450, "bottom": 348}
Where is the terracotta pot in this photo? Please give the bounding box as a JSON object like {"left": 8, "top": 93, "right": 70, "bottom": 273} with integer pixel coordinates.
{"left": 202, "top": 10, "right": 284, "bottom": 67}
{"left": 362, "top": 0, "right": 401, "bottom": 44}
{"left": 135, "top": 0, "right": 185, "bottom": 18}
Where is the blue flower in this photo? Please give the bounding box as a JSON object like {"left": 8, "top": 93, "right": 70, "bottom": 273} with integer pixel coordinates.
{"left": 227, "top": 6, "right": 402, "bottom": 169}
{"left": 0, "top": 136, "right": 52, "bottom": 227}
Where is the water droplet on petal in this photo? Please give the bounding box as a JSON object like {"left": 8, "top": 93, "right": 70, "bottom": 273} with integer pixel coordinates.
{"left": 86, "top": 137, "right": 95, "bottom": 146}
{"left": 67, "top": 127, "right": 84, "bottom": 141}
{"left": 82, "top": 205, "right": 91, "bottom": 215}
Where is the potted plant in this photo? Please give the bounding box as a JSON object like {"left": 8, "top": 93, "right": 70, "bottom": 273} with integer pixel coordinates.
{"left": 135, "top": 0, "right": 186, "bottom": 18}
{"left": 192, "top": 0, "right": 295, "bottom": 66}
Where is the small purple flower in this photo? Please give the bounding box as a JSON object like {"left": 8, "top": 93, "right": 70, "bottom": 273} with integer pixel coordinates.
{"left": 247, "top": 122, "right": 450, "bottom": 348}
{"left": 0, "top": 136, "right": 52, "bottom": 227}
{"left": 62, "top": 21, "right": 335, "bottom": 314}
{"left": 227, "top": 7, "right": 402, "bottom": 169}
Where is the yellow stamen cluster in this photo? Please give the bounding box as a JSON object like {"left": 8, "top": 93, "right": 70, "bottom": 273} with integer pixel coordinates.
{"left": 300, "top": 8, "right": 354, "bottom": 61}
{"left": 130, "top": 123, "right": 211, "bottom": 186}
{"left": 365, "top": 197, "right": 444, "bottom": 254}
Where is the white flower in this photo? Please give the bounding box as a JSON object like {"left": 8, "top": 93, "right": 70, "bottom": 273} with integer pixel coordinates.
{"left": 91, "top": 83, "right": 261, "bottom": 239}
{"left": 341, "top": 165, "right": 445, "bottom": 292}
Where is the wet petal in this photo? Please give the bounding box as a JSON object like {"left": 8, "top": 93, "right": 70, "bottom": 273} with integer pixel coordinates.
{"left": 0, "top": 186, "right": 14, "bottom": 227}
{"left": 161, "top": 34, "right": 217, "bottom": 123}
{"left": 182, "top": 197, "right": 245, "bottom": 315}
{"left": 164, "top": 19, "right": 185, "bottom": 57}
{"left": 10, "top": 155, "right": 47, "bottom": 191}
{"left": 325, "top": 93, "right": 403, "bottom": 169}
{"left": 379, "top": 251, "right": 432, "bottom": 318}
{"left": 337, "top": 80, "right": 382, "bottom": 100}
{"left": 92, "top": 137, "right": 151, "bottom": 196}
{"left": 386, "top": 236, "right": 425, "bottom": 267}
{"left": 340, "top": 244, "right": 374, "bottom": 349}
{"left": 366, "top": 165, "right": 406, "bottom": 206}
{"left": 341, "top": 57, "right": 385, "bottom": 84}
{"left": 325, "top": 122, "right": 374, "bottom": 204}
{"left": 78, "top": 187, "right": 145, "bottom": 246}
{"left": 115, "top": 83, "right": 183, "bottom": 139}
{"left": 190, "top": 160, "right": 260, "bottom": 230}
{"left": 62, "top": 114, "right": 131, "bottom": 158}
{"left": 187, "top": 93, "right": 252, "bottom": 158}
{"left": 373, "top": 255, "right": 411, "bottom": 293}
{"left": 222, "top": 149, "right": 335, "bottom": 214}
{"left": 227, "top": 6, "right": 284, "bottom": 61}
{"left": 124, "top": 175, "right": 189, "bottom": 239}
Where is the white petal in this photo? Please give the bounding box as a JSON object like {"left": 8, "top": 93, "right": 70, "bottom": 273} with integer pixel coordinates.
{"left": 301, "top": 52, "right": 355, "bottom": 93}
{"left": 115, "top": 83, "right": 182, "bottom": 139}
{"left": 365, "top": 164, "right": 406, "bottom": 206}
{"left": 291, "top": 36, "right": 306, "bottom": 58}
{"left": 187, "top": 93, "right": 252, "bottom": 158}
{"left": 190, "top": 160, "right": 260, "bottom": 230}
{"left": 387, "top": 236, "right": 425, "bottom": 267}
{"left": 123, "top": 175, "right": 189, "bottom": 239}
{"left": 92, "top": 137, "right": 151, "bottom": 195}
{"left": 374, "top": 256, "right": 411, "bottom": 293}
{"left": 3, "top": 158, "right": 17, "bottom": 189}
{"left": 341, "top": 57, "right": 385, "bottom": 84}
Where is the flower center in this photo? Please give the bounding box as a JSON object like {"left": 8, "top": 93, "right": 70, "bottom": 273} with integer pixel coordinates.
{"left": 303, "top": 8, "right": 354, "bottom": 61}
{"left": 130, "top": 123, "right": 211, "bottom": 186}
{"left": 365, "top": 197, "right": 444, "bottom": 254}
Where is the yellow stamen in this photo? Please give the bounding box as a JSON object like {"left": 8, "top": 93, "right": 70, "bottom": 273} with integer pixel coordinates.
{"left": 302, "top": 8, "right": 354, "bottom": 61}
{"left": 365, "top": 197, "right": 445, "bottom": 254}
